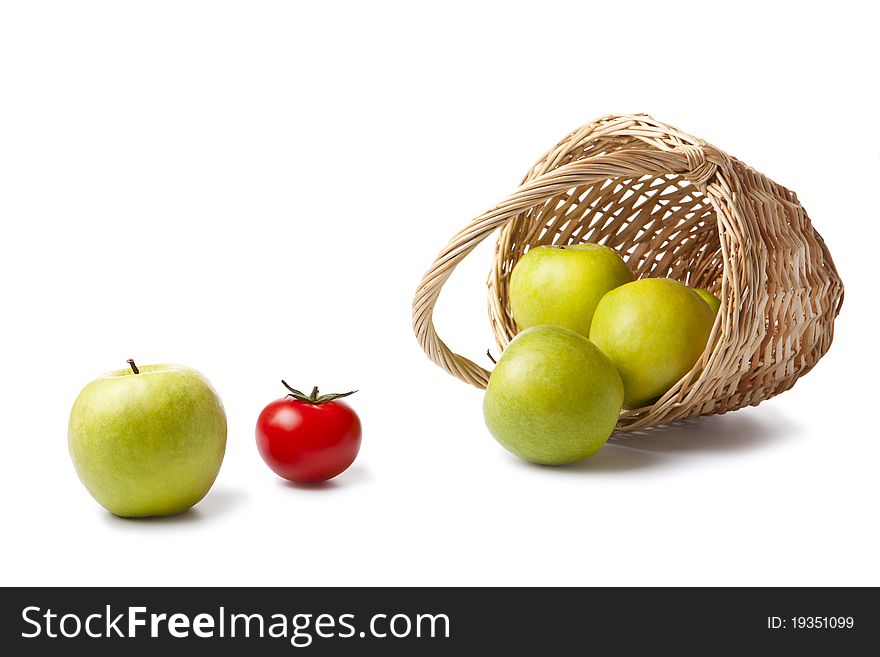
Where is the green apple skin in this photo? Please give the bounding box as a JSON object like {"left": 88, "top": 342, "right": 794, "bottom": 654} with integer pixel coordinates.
{"left": 590, "top": 278, "right": 715, "bottom": 409}
{"left": 68, "top": 364, "right": 227, "bottom": 517}
{"left": 483, "top": 325, "right": 624, "bottom": 465}
{"left": 693, "top": 287, "right": 721, "bottom": 314}
{"left": 509, "top": 243, "right": 634, "bottom": 337}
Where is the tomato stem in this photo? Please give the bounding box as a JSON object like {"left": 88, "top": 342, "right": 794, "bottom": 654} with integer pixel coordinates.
{"left": 127, "top": 359, "right": 140, "bottom": 374}
{"left": 281, "top": 380, "right": 357, "bottom": 404}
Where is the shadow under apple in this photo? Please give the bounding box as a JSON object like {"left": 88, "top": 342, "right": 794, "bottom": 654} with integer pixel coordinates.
{"left": 512, "top": 405, "right": 797, "bottom": 473}
{"left": 101, "top": 486, "right": 247, "bottom": 526}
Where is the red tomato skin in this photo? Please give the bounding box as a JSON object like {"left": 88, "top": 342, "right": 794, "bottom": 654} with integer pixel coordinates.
{"left": 256, "top": 398, "right": 361, "bottom": 483}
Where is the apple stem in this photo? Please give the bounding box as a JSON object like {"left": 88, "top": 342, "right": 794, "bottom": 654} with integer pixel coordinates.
{"left": 486, "top": 349, "right": 497, "bottom": 365}
{"left": 281, "top": 380, "right": 357, "bottom": 405}
{"left": 127, "top": 359, "right": 140, "bottom": 374}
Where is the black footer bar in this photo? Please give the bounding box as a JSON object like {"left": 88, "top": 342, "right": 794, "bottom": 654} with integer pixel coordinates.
{"left": 1, "top": 587, "right": 874, "bottom": 654}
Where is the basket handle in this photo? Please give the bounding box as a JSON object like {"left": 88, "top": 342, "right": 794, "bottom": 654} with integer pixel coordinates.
{"left": 412, "top": 146, "right": 720, "bottom": 388}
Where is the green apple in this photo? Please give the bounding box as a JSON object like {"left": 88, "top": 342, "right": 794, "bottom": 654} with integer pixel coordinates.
{"left": 590, "top": 278, "right": 715, "bottom": 408}
{"left": 692, "top": 287, "right": 721, "bottom": 314}
{"left": 68, "top": 361, "right": 227, "bottom": 517}
{"left": 509, "top": 243, "right": 633, "bottom": 337}
{"left": 483, "top": 325, "right": 624, "bottom": 465}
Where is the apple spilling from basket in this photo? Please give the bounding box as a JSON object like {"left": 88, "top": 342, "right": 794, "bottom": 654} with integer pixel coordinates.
{"left": 484, "top": 243, "right": 720, "bottom": 465}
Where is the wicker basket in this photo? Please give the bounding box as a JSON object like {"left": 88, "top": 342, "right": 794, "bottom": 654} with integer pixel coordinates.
{"left": 413, "top": 114, "right": 843, "bottom": 431}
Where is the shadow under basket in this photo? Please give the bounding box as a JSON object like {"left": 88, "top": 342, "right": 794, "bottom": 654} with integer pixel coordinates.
{"left": 412, "top": 114, "right": 844, "bottom": 431}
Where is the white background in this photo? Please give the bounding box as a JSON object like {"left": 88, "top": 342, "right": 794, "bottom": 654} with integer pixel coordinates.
{"left": 1, "top": 1, "right": 878, "bottom": 587}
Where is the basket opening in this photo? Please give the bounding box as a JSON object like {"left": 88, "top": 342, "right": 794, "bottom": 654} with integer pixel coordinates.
{"left": 492, "top": 171, "right": 726, "bottom": 345}
{"left": 513, "top": 173, "right": 721, "bottom": 286}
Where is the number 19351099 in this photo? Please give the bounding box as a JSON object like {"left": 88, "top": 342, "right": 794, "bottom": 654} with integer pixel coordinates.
{"left": 767, "top": 616, "right": 854, "bottom": 630}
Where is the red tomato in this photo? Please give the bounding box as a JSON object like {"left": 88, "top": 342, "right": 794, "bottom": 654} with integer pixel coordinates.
{"left": 256, "top": 382, "right": 361, "bottom": 483}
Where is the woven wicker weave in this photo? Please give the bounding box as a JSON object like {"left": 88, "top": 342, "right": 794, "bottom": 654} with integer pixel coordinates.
{"left": 413, "top": 114, "right": 843, "bottom": 431}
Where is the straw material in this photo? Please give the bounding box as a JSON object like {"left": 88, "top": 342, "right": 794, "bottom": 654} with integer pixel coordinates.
{"left": 412, "top": 114, "right": 843, "bottom": 431}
